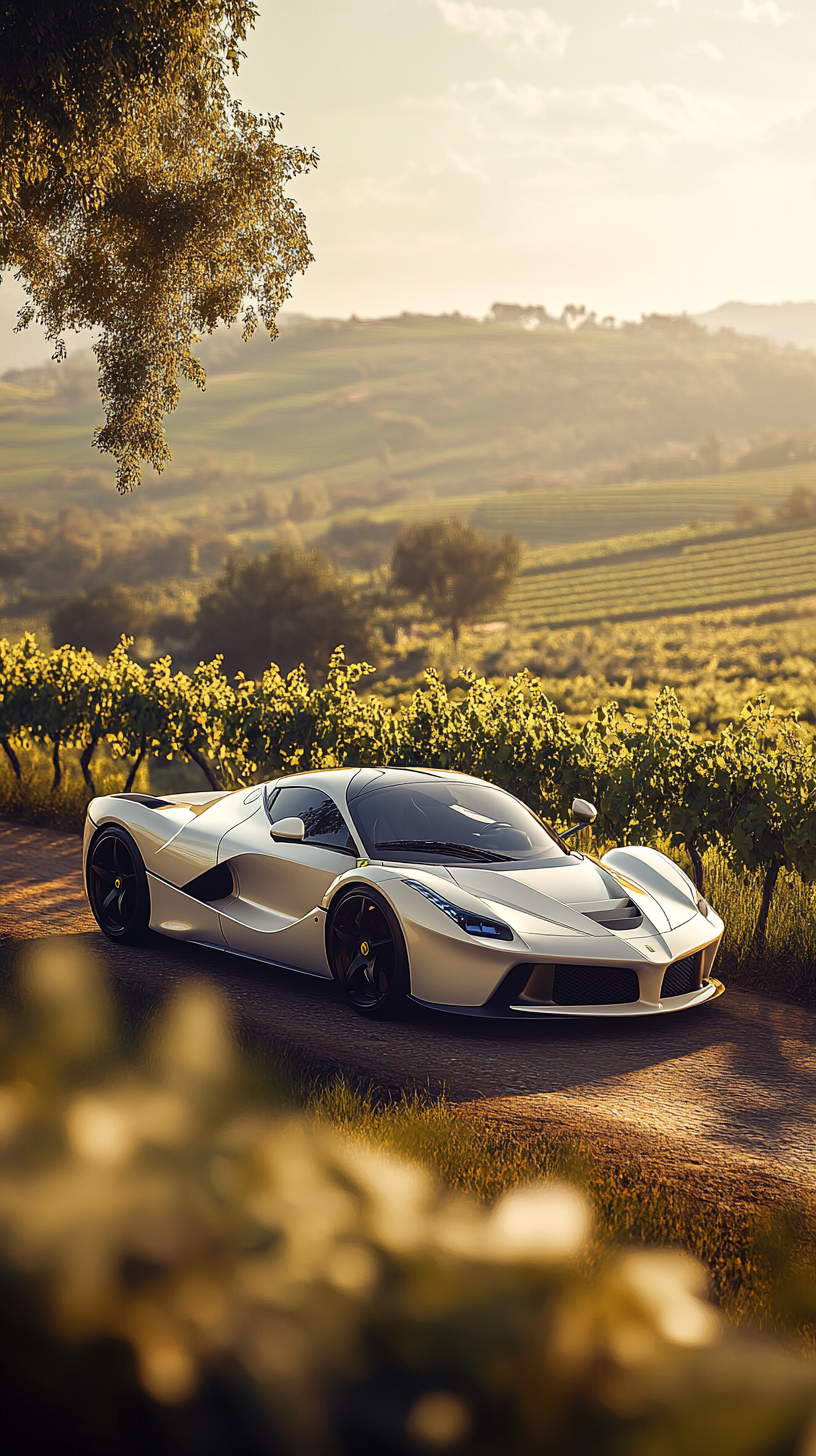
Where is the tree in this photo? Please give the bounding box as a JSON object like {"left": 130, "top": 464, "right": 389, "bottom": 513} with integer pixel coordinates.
{"left": 289, "top": 481, "right": 330, "bottom": 521}
{"left": 0, "top": 1, "right": 316, "bottom": 494}
{"left": 50, "top": 584, "right": 147, "bottom": 658}
{"left": 391, "top": 518, "right": 521, "bottom": 647}
{"left": 193, "top": 547, "right": 375, "bottom": 679}
{"left": 777, "top": 483, "right": 816, "bottom": 522}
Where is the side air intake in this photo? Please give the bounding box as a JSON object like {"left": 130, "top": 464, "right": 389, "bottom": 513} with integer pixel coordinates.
{"left": 661, "top": 953, "right": 702, "bottom": 998}
{"left": 113, "top": 792, "right": 174, "bottom": 808}
{"left": 182, "top": 863, "right": 235, "bottom": 903}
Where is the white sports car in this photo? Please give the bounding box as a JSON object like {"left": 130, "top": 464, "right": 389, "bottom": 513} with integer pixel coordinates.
{"left": 83, "top": 767, "right": 724, "bottom": 1020}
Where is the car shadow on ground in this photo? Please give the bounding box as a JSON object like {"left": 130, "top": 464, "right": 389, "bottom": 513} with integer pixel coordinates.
{"left": 78, "top": 929, "right": 764, "bottom": 1084}
{"left": 4, "top": 925, "right": 814, "bottom": 1180}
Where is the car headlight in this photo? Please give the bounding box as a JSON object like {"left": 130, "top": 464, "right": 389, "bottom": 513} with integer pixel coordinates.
{"left": 405, "top": 880, "right": 514, "bottom": 941}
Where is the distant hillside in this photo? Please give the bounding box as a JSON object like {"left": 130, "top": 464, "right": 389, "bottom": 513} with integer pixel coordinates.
{"left": 693, "top": 300, "right": 816, "bottom": 353}
{"left": 4, "top": 312, "right": 816, "bottom": 530}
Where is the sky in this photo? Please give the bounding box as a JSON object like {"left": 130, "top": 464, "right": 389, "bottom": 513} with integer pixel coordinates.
{"left": 243, "top": 0, "right": 816, "bottom": 322}
{"left": 2, "top": 0, "right": 816, "bottom": 366}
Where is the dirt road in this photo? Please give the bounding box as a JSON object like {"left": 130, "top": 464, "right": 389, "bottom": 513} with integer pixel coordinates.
{"left": 2, "top": 820, "right": 814, "bottom": 1208}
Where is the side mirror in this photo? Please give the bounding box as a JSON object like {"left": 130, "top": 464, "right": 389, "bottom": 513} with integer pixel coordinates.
{"left": 270, "top": 816, "right": 306, "bottom": 842}
{"left": 561, "top": 798, "right": 598, "bottom": 841}
{"left": 571, "top": 798, "right": 597, "bottom": 826}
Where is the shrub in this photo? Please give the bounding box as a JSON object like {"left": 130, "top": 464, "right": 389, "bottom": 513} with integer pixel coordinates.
{"left": 193, "top": 548, "right": 376, "bottom": 678}
{"left": 50, "top": 584, "right": 148, "bottom": 657}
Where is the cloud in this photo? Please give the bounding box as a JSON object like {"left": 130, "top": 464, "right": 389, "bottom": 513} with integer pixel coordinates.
{"left": 433, "top": 2, "right": 571, "bottom": 55}
{"left": 654, "top": 0, "right": 680, "bottom": 8}
{"left": 688, "top": 39, "right": 724, "bottom": 59}
{"left": 736, "top": 1, "right": 792, "bottom": 22}
{"left": 412, "top": 79, "right": 738, "bottom": 155}
{"left": 622, "top": 13, "right": 653, "bottom": 26}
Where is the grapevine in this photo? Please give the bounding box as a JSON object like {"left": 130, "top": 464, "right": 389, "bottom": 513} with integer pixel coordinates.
{"left": 3, "top": 633, "right": 816, "bottom": 940}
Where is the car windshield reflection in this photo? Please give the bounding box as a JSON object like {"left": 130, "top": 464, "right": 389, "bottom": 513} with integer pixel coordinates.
{"left": 347, "top": 779, "right": 564, "bottom": 864}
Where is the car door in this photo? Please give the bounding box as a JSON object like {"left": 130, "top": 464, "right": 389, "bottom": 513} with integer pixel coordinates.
{"left": 216, "top": 784, "right": 359, "bottom": 975}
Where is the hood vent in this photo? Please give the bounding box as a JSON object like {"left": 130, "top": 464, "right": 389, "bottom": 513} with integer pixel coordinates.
{"left": 573, "top": 897, "right": 643, "bottom": 932}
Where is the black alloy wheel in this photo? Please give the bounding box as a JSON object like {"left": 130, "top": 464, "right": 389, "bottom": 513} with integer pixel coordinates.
{"left": 327, "top": 885, "right": 409, "bottom": 1019}
{"left": 86, "top": 827, "right": 151, "bottom": 944}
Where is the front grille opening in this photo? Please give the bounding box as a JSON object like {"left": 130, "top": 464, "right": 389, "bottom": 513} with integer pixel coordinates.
{"left": 519, "top": 963, "right": 640, "bottom": 1007}
{"left": 575, "top": 897, "right": 644, "bottom": 931}
{"left": 661, "top": 953, "right": 703, "bottom": 999}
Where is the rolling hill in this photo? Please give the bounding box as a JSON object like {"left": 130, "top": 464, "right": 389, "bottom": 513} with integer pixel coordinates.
{"left": 368, "top": 461, "right": 816, "bottom": 547}
{"left": 4, "top": 310, "right": 816, "bottom": 520}
{"left": 693, "top": 300, "right": 816, "bottom": 352}
{"left": 3, "top": 312, "right": 816, "bottom": 639}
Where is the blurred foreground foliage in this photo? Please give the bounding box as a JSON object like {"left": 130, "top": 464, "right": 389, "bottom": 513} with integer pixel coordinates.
{"left": 1, "top": 941, "right": 816, "bottom": 1455}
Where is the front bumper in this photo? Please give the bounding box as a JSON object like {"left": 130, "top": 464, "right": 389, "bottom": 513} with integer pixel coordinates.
{"left": 410, "top": 963, "right": 725, "bottom": 1020}
{"left": 328, "top": 864, "right": 725, "bottom": 1018}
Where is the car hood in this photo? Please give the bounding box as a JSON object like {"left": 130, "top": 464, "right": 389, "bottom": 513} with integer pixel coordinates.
{"left": 446, "top": 856, "right": 672, "bottom": 937}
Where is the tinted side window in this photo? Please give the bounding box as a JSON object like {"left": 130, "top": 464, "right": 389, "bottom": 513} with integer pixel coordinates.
{"left": 266, "top": 786, "right": 356, "bottom": 853}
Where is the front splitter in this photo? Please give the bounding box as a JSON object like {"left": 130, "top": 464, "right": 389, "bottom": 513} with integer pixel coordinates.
{"left": 410, "top": 979, "right": 724, "bottom": 1022}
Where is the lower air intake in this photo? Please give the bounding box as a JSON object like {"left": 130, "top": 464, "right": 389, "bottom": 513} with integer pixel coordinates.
{"left": 552, "top": 964, "right": 640, "bottom": 1006}
{"left": 661, "top": 953, "right": 702, "bottom": 998}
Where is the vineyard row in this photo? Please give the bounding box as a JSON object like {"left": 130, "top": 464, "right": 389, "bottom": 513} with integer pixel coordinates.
{"left": 2, "top": 633, "right": 816, "bottom": 939}
{"left": 469, "top": 461, "right": 816, "bottom": 542}
{"left": 506, "top": 526, "right": 816, "bottom": 626}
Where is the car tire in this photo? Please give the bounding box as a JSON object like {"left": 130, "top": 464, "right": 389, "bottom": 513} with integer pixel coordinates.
{"left": 86, "top": 825, "right": 151, "bottom": 945}
{"left": 326, "top": 884, "right": 410, "bottom": 1019}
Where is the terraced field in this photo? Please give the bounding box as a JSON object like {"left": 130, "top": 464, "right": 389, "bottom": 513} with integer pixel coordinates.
{"left": 467, "top": 464, "right": 816, "bottom": 546}
{"left": 506, "top": 523, "right": 816, "bottom": 627}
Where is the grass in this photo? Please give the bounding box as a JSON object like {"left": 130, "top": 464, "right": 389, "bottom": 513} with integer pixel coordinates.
{"left": 706, "top": 854, "right": 816, "bottom": 1003}
{"left": 298, "top": 1074, "right": 816, "bottom": 1348}
{"left": 657, "top": 839, "right": 816, "bottom": 1003}
{"left": 7, "top": 320, "right": 816, "bottom": 645}
{"left": 467, "top": 463, "right": 816, "bottom": 544}
{"left": 7, "top": 316, "right": 816, "bottom": 1367}
{"left": 3, "top": 746, "right": 816, "bottom": 1354}
{"left": 364, "top": 461, "right": 816, "bottom": 538}
{"left": 520, "top": 517, "right": 741, "bottom": 570}
{"left": 88, "top": 983, "right": 812, "bottom": 1350}
{"left": 0, "top": 742, "right": 151, "bottom": 834}
{"left": 2, "top": 927, "right": 815, "bottom": 1369}
{"left": 463, "top": 599, "right": 816, "bottom": 730}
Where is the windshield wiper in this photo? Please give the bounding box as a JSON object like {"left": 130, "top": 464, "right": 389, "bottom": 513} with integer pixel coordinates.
{"left": 374, "top": 839, "right": 512, "bottom": 863}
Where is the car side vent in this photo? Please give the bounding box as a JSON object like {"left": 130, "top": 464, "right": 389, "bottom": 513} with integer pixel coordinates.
{"left": 182, "top": 863, "right": 235, "bottom": 903}
{"left": 661, "top": 953, "right": 702, "bottom": 998}
{"left": 576, "top": 897, "right": 643, "bottom": 931}
{"left": 112, "top": 792, "right": 174, "bottom": 808}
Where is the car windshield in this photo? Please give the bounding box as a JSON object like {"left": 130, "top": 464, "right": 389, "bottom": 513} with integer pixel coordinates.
{"left": 347, "top": 777, "right": 564, "bottom": 863}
